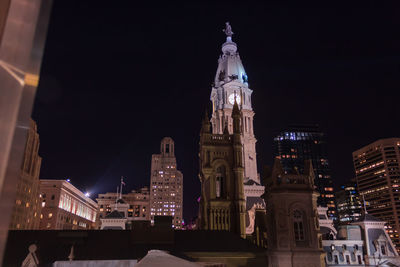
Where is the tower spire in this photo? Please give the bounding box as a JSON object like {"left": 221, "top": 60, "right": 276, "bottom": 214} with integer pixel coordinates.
{"left": 232, "top": 97, "right": 241, "bottom": 134}
{"left": 221, "top": 22, "right": 237, "bottom": 55}
{"left": 201, "top": 109, "right": 211, "bottom": 133}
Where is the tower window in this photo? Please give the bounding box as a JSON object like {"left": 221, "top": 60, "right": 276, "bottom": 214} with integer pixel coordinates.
{"left": 216, "top": 166, "right": 225, "bottom": 198}
{"left": 166, "top": 144, "right": 169, "bottom": 153}
{"left": 293, "top": 209, "right": 305, "bottom": 241}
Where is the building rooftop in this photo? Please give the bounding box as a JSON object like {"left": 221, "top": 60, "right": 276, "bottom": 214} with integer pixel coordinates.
{"left": 105, "top": 210, "right": 125, "bottom": 219}
{"left": 355, "top": 213, "right": 382, "bottom": 222}
{"left": 3, "top": 230, "right": 265, "bottom": 266}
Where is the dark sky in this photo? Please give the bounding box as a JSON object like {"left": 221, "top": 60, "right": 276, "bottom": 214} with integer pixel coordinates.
{"left": 32, "top": 1, "right": 400, "bottom": 223}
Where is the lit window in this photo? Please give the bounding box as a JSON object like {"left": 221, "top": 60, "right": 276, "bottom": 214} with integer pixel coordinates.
{"left": 48, "top": 213, "right": 53, "bottom": 218}
{"left": 25, "top": 202, "right": 30, "bottom": 208}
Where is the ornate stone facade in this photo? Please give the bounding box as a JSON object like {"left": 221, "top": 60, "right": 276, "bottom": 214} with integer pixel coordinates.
{"left": 264, "top": 159, "right": 325, "bottom": 267}
{"left": 198, "top": 102, "right": 246, "bottom": 238}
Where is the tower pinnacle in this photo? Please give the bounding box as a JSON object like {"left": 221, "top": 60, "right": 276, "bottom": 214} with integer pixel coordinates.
{"left": 223, "top": 22, "right": 234, "bottom": 38}
{"left": 221, "top": 22, "right": 237, "bottom": 54}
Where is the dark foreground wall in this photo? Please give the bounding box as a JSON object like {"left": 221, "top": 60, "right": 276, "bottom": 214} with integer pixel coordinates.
{"left": 3, "top": 229, "right": 267, "bottom": 267}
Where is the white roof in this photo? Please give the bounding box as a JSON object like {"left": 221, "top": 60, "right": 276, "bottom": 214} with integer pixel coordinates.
{"left": 135, "top": 250, "right": 202, "bottom": 267}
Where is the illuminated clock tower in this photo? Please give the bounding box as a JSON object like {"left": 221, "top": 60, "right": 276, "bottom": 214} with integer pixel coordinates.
{"left": 210, "top": 22, "right": 259, "bottom": 185}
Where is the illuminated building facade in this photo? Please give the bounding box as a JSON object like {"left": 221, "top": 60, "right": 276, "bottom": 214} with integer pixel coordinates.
{"left": 273, "top": 124, "right": 337, "bottom": 220}
{"left": 210, "top": 23, "right": 258, "bottom": 185}
{"left": 149, "top": 137, "right": 183, "bottom": 228}
{"left": 209, "top": 23, "right": 265, "bottom": 234}
{"left": 353, "top": 138, "right": 400, "bottom": 251}
{"left": 96, "top": 187, "right": 150, "bottom": 228}
{"left": 9, "top": 119, "right": 42, "bottom": 230}
{"left": 39, "top": 180, "right": 98, "bottom": 230}
{"left": 336, "top": 181, "right": 362, "bottom": 223}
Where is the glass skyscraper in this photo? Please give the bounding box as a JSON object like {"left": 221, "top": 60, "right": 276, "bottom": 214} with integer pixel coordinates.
{"left": 273, "top": 125, "right": 337, "bottom": 220}
{"left": 335, "top": 181, "right": 362, "bottom": 223}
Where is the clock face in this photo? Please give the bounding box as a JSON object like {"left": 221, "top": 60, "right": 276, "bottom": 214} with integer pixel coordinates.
{"left": 228, "top": 93, "right": 241, "bottom": 105}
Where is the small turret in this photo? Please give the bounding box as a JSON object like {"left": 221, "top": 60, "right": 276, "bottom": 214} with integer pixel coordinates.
{"left": 201, "top": 110, "right": 211, "bottom": 134}
{"left": 232, "top": 98, "right": 241, "bottom": 134}
{"left": 223, "top": 121, "right": 229, "bottom": 136}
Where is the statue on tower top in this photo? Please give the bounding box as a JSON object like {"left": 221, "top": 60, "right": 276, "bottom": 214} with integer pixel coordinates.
{"left": 223, "top": 22, "right": 234, "bottom": 37}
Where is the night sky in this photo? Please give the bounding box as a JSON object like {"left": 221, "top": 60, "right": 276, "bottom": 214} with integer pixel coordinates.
{"left": 32, "top": 2, "right": 400, "bottom": 222}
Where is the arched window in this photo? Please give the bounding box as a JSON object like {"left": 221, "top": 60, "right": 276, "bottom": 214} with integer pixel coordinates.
{"left": 165, "top": 144, "right": 170, "bottom": 153}
{"left": 381, "top": 245, "right": 386, "bottom": 255}
{"left": 216, "top": 166, "right": 225, "bottom": 198}
{"left": 293, "top": 209, "right": 305, "bottom": 241}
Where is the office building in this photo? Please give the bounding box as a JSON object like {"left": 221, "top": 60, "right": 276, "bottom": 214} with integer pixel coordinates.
{"left": 353, "top": 138, "right": 400, "bottom": 251}
{"left": 9, "top": 119, "right": 42, "bottom": 230}
{"left": 39, "top": 180, "right": 98, "bottom": 230}
{"left": 273, "top": 124, "right": 337, "bottom": 219}
{"left": 336, "top": 181, "right": 362, "bottom": 223}
{"left": 150, "top": 137, "right": 183, "bottom": 228}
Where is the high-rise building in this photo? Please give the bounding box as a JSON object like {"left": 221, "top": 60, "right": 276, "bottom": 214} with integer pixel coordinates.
{"left": 273, "top": 124, "right": 337, "bottom": 220}
{"left": 149, "top": 137, "right": 183, "bottom": 229}
{"left": 96, "top": 187, "right": 150, "bottom": 228}
{"left": 353, "top": 138, "right": 400, "bottom": 251}
{"left": 198, "top": 103, "right": 247, "bottom": 238}
{"left": 9, "top": 119, "right": 42, "bottom": 230}
{"left": 335, "top": 181, "right": 362, "bottom": 223}
{"left": 209, "top": 23, "right": 265, "bottom": 234}
{"left": 39, "top": 180, "right": 98, "bottom": 230}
